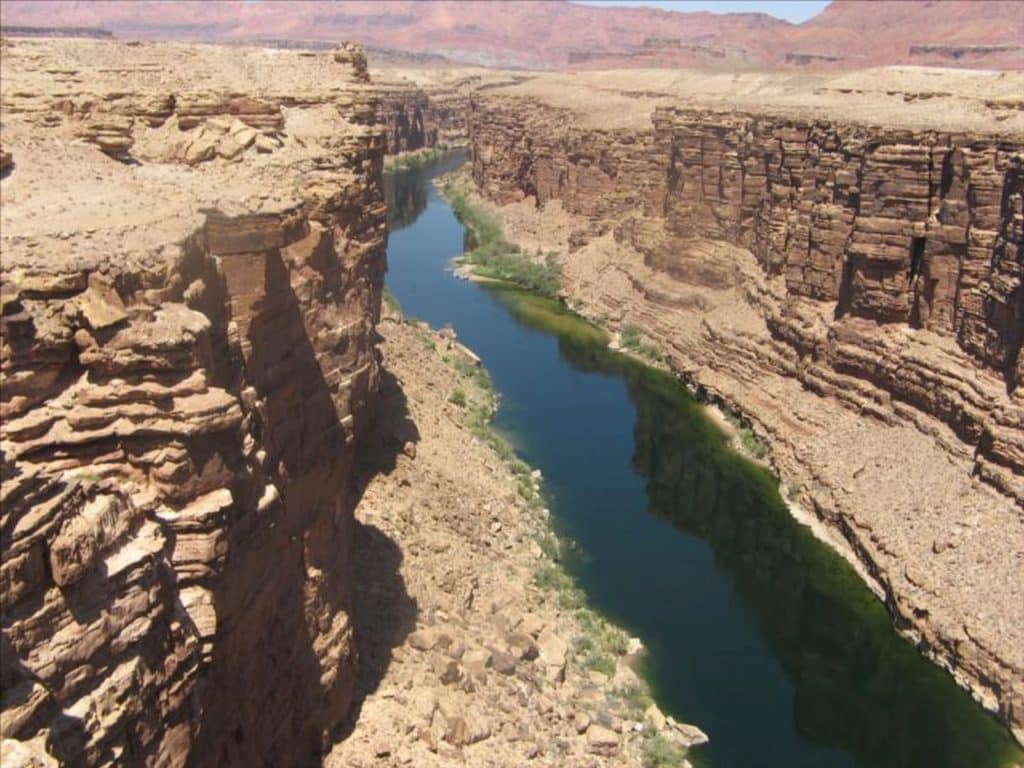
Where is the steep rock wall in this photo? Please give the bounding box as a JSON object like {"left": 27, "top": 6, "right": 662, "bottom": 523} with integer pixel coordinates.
{"left": 466, "top": 93, "right": 1024, "bottom": 740}
{"left": 470, "top": 99, "right": 1024, "bottom": 502}
{"left": 379, "top": 81, "right": 468, "bottom": 154}
{"left": 1, "top": 40, "right": 386, "bottom": 766}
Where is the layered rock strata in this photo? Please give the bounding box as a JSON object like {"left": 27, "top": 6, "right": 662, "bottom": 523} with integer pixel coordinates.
{"left": 378, "top": 80, "right": 468, "bottom": 155}
{"left": 463, "top": 74, "right": 1024, "bottom": 741}
{"left": 1, "top": 39, "right": 386, "bottom": 765}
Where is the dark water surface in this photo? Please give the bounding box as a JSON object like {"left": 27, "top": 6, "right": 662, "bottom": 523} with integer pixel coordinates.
{"left": 383, "top": 154, "right": 1022, "bottom": 768}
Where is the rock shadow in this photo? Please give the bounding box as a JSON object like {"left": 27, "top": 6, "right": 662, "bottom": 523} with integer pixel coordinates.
{"left": 192, "top": 225, "right": 382, "bottom": 767}
{"left": 329, "top": 363, "right": 420, "bottom": 747}
{"left": 355, "top": 367, "right": 420, "bottom": 479}
{"left": 330, "top": 520, "right": 417, "bottom": 745}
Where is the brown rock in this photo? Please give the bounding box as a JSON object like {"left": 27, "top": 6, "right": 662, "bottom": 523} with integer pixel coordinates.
{"left": 586, "top": 725, "right": 619, "bottom": 755}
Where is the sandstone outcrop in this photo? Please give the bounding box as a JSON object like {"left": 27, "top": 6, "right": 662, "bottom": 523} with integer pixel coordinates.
{"left": 458, "top": 69, "right": 1024, "bottom": 741}
{"left": 1, "top": 39, "right": 386, "bottom": 766}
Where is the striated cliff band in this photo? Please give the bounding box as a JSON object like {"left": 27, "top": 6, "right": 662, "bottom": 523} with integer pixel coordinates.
{"left": 405, "top": 66, "right": 1024, "bottom": 742}
{"left": 0, "top": 39, "right": 386, "bottom": 765}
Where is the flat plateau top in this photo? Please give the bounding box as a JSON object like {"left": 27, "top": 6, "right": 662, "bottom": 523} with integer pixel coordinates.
{"left": 388, "top": 65, "right": 1024, "bottom": 136}
{"left": 0, "top": 37, "right": 365, "bottom": 97}
{"left": 0, "top": 38, "right": 373, "bottom": 273}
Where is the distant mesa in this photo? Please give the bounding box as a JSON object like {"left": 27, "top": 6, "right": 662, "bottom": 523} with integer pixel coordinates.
{"left": 0, "top": 25, "right": 113, "bottom": 39}
{"left": 0, "top": 0, "right": 1021, "bottom": 71}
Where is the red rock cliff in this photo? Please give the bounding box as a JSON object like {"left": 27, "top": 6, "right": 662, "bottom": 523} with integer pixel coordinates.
{"left": 1, "top": 40, "right": 386, "bottom": 765}
{"left": 471, "top": 96, "right": 1024, "bottom": 502}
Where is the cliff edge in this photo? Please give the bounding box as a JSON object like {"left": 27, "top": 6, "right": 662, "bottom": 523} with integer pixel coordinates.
{"left": 0, "top": 39, "right": 385, "bottom": 765}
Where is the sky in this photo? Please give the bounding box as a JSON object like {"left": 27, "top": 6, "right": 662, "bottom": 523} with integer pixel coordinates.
{"left": 573, "top": 1, "right": 832, "bottom": 24}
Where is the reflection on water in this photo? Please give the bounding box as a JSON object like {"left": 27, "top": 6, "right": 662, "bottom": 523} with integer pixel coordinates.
{"left": 487, "top": 286, "right": 1022, "bottom": 768}
{"left": 385, "top": 156, "right": 1023, "bottom": 768}
{"left": 384, "top": 149, "right": 468, "bottom": 231}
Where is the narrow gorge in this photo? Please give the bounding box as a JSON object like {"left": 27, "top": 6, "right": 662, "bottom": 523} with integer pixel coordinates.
{"left": 1, "top": 21, "right": 1023, "bottom": 768}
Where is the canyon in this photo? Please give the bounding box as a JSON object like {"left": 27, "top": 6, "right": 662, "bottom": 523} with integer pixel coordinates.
{"left": 416, "top": 65, "right": 1024, "bottom": 743}
{"left": 1, "top": 9, "right": 1023, "bottom": 767}
{"left": 0, "top": 37, "right": 700, "bottom": 768}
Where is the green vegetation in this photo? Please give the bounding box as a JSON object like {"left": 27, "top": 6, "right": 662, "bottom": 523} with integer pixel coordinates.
{"left": 619, "top": 323, "right": 664, "bottom": 363}
{"left": 621, "top": 682, "right": 653, "bottom": 715}
{"left": 575, "top": 608, "right": 630, "bottom": 677}
{"left": 642, "top": 734, "right": 689, "bottom": 768}
{"left": 383, "top": 145, "right": 446, "bottom": 174}
{"left": 489, "top": 286, "right": 608, "bottom": 346}
{"left": 443, "top": 184, "right": 562, "bottom": 297}
{"left": 721, "top": 408, "right": 770, "bottom": 461}
{"left": 382, "top": 286, "right": 403, "bottom": 314}
{"left": 448, "top": 388, "right": 467, "bottom": 407}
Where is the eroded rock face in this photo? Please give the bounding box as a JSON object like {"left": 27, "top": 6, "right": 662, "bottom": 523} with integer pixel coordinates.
{"left": 470, "top": 97, "right": 1024, "bottom": 503}
{"left": 1, "top": 39, "right": 386, "bottom": 766}
{"left": 378, "top": 80, "right": 469, "bottom": 154}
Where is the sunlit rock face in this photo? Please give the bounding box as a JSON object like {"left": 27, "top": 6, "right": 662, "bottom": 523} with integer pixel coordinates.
{"left": 1, "top": 39, "right": 386, "bottom": 766}
{"left": 469, "top": 96, "right": 1024, "bottom": 501}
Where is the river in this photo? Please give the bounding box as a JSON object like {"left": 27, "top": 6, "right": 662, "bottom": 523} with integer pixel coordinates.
{"left": 382, "top": 152, "right": 1022, "bottom": 768}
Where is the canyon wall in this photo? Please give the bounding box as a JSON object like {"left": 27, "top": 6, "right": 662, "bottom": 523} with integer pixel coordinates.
{"left": 379, "top": 80, "right": 468, "bottom": 155}
{"left": 1, "top": 40, "right": 386, "bottom": 765}
{"left": 470, "top": 96, "right": 1024, "bottom": 502}
{"left": 465, "top": 82, "right": 1024, "bottom": 740}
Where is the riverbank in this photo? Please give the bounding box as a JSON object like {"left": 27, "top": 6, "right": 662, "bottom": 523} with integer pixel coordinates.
{"left": 326, "top": 313, "right": 707, "bottom": 768}
{"left": 384, "top": 142, "right": 469, "bottom": 174}
{"left": 438, "top": 166, "right": 1024, "bottom": 750}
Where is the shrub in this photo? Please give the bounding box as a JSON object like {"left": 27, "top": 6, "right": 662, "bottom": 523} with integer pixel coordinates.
{"left": 642, "top": 734, "right": 688, "bottom": 768}
{"left": 619, "top": 323, "right": 663, "bottom": 362}
{"left": 444, "top": 186, "right": 562, "bottom": 297}
{"left": 383, "top": 146, "right": 444, "bottom": 174}
{"left": 620, "top": 324, "right": 643, "bottom": 349}
{"left": 722, "top": 408, "right": 770, "bottom": 460}
{"left": 449, "top": 389, "right": 467, "bottom": 407}
{"left": 382, "top": 286, "right": 402, "bottom": 314}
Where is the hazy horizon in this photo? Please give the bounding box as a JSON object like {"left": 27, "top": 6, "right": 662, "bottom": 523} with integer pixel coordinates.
{"left": 573, "top": 0, "right": 832, "bottom": 24}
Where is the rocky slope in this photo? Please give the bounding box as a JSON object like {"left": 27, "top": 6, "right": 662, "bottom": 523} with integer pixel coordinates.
{"left": 455, "top": 68, "right": 1024, "bottom": 742}
{"left": 3, "top": 0, "right": 1023, "bottom": 71}
{"left": 0, "top": 39, "right": 386, "bottom": 765}
{"left": 325, "top": 315, "right": 706, "bottom": 768}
